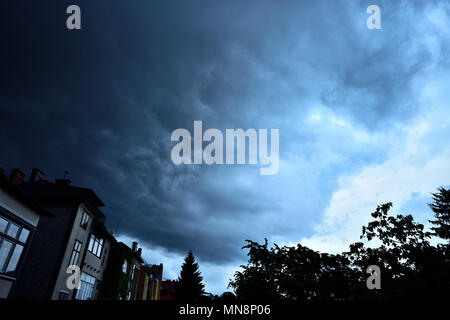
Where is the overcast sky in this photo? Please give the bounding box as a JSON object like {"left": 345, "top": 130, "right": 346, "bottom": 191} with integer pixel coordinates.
{"left": 1, "top": 0, "right": 450, "bottom": 294}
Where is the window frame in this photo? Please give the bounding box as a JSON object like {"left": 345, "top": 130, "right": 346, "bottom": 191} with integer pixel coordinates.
{"left": 75, "top": 272, "right": 96, "bottom": 300}
{"left": 0, "top": 213, "right": 32, "bottom": 277}
{"left": 69, "top": 239, "right": 82, "bottom": 267}
{"left": 87, "top": 234, "right": 103, "bottom": 258}
{"left": 58, "top": 291, "right": 69, "bottom": 300}
{"left": 80, "top": 211, "right": 90, "bottom": 230}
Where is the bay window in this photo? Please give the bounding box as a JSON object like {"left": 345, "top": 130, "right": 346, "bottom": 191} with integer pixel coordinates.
{"left": 0, "top": 215, "right": 30, "bottom": 277}
{"left": 75, "top": 272, "right": 96, "bottom": 300}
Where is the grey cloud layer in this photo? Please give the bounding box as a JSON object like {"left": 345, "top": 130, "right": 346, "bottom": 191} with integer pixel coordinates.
{"left": 1, "top": 0, "right": 446, "bottom": 271}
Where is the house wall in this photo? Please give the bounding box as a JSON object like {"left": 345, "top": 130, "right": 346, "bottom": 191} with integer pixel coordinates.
{"left": 0, "top": 279, "right": 13, "bottom": 299}
{"left": 145, "top": 264, "right": 163, "bottom": 300}
{"left": 11, "top": 206, "right": 75, "bottom": 300}
{"left": 50, "top": 202, "right": 95, "bottom": 300}
{"left": 135, "top": 268, "right": 149, "bottom": 300}
{"left": 0, "top": 188, "right": 40, "bottom": 227}
{"left": 81, "top": 237, "right": 111, "bottom": 299}
{"left": 97, "top": 242, "right": 135, "bottom": 300}
{"left": 83, "top": 238, "right": 111, "bottom": 280}
{"left": 160, "top": 280, "right": 177, "bottom": 300}
{"left": 130, "top": 259, "right": 141, "bottom": 300}
{"left": 143, "top": 274, "right": 149, "bottom": 300}
{"left": 148, "top": 277, "right": 162, "bottom": 300}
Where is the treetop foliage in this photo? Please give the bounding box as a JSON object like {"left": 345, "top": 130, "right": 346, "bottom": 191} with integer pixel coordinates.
{"left": 229, "top": 187, "right": 450, "bottom": 300}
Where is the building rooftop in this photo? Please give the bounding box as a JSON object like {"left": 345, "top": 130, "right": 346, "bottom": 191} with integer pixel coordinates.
{"left": 19, "top": 180, "right": 105, "bottom": 217}
{"left": 0, "top": 174, "right": 53, "bottom": 217}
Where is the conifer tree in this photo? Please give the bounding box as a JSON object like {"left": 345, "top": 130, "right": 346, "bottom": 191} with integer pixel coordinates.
{"left": 176, "top": 250, "right": 205, "bottom": 300}
{"left": 429, "top": 187, "right": 450, "bottom": 244}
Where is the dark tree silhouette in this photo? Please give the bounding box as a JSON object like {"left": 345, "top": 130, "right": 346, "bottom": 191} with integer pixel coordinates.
{"left": 175, "top": 250, "right": 205, "bottom": 300}
{"left": 345, "top": 202, "right": 446, "bottom": 299}
{"left": 231, "top": 192, "right": 450, "bottom": 301}
{"left": 229, "top": 239, "right": 358, "bottom": 301}
{"left": 429, "top": 187, "right": 450, "bottom": 244}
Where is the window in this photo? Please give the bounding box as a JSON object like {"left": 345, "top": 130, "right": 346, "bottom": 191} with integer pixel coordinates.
{"left": 0, "top": 216, "right": 8, "bottom": 233}
{"left": 75, "top": 272, "right": 96, "bottom": 300}
{"left": 18, "top": 229, "right": 30, "bottom": 243}
{"left": 87, "top": 234, "right": 103, "bottom": 258}
{"left": 6, "top": 223, "right": 19, "bottom": 238}
{"left": 58, "top": 291, "right": 69, "bottom": 300}
{"left": 0, "top": 215, "right": 31, "bottom": 276}
{"left": 69, "top": 240, "right": 82, "bottom": 266}
{"left": 5, "top": 244, "right": 24, "bottom": 272}
{"left": 122, "top": 260, "right": 128, "bottom": 274}
{"left": 0, "top": 240, "right": 13, "bottom": 271}
{"left": 80, "top": 211, "right": 90, "bottom": 229}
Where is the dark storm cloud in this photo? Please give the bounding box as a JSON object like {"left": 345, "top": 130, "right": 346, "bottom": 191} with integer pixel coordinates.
{"left": 0, "top": 0, "right": 441, "bottom": 268}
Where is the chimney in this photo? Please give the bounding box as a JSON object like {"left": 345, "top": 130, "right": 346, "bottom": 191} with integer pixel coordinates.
{"left": 137, "top": 248, "right": 142, "bottom": 257}
{"left": 132, "top": 241, "right": 138, "bottom": 252}
{"left": 29, "top": 168, "right": 45, "bottom": 182}
{"left": 9, "top": 169, "right": 25, "bottom": 186}
{"left": 55, "top": 171, "right": 71, "bottom": 186}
